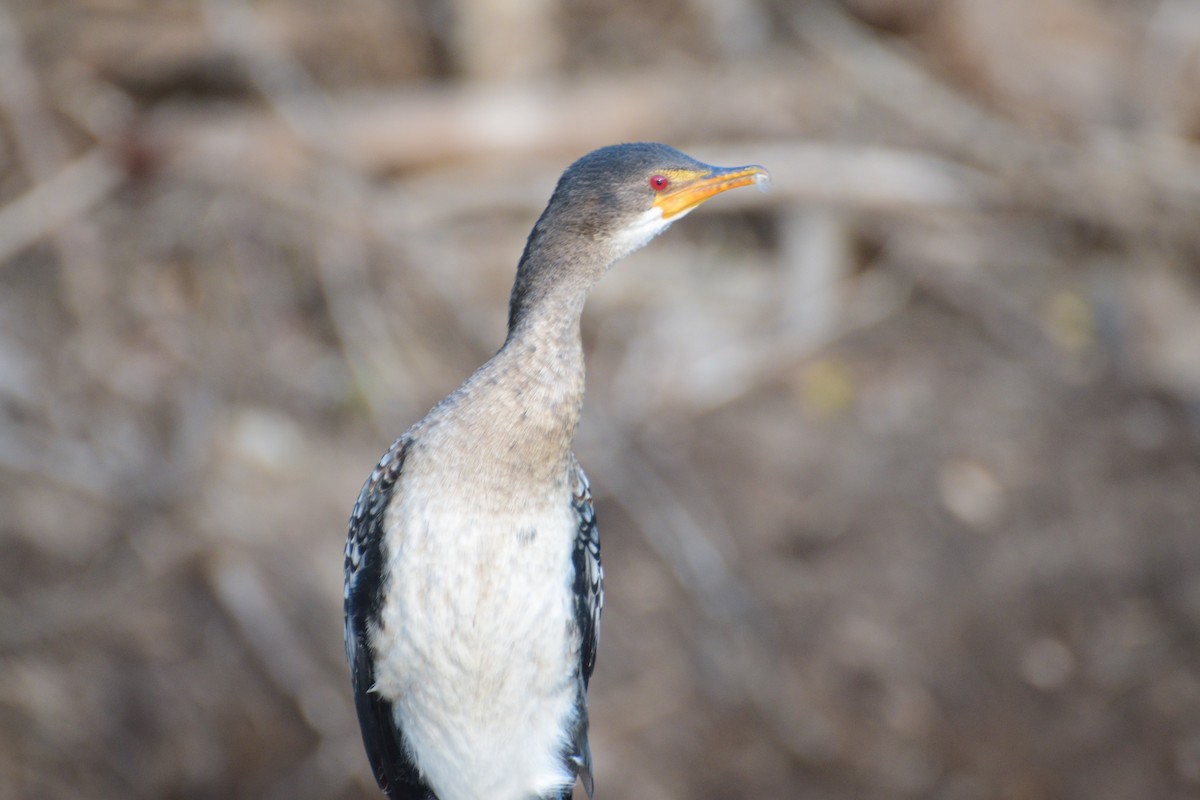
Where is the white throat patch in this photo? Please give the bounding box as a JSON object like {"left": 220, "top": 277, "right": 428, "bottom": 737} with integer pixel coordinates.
{"left": 609, "top": 205, "right": 681, "bottom": 260}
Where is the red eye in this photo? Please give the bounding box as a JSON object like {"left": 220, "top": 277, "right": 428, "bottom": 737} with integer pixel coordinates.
{"left": 649, "top": 174, "right": 669, "bottom": 191}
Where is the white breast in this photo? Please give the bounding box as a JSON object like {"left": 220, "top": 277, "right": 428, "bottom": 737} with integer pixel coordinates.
{"left": 371, "top": 475, "right": 581, "bottom": 800}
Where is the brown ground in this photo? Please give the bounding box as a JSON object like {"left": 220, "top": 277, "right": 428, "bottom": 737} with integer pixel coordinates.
{"left": 2, "top": 1, "right": 1200, "bottom": 798}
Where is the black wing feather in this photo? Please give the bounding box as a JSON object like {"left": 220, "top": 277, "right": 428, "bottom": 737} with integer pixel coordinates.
{"left": 344, "top": 437, "right": 432, "bottom": 800}
{"left": 569, "top": 460, "right": 603, "bottom": 688}
{"left": 564, "top": 458, "right": 603, "bottom": 799}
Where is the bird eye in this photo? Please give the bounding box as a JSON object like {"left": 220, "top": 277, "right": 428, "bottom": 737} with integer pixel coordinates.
{"left": 649, "top": 174, "right": 669, "bottom": 191}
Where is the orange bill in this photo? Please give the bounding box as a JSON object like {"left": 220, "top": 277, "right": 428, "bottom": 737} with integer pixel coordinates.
{"left": 652, "top": 164, "right": 770, "bottom": 219}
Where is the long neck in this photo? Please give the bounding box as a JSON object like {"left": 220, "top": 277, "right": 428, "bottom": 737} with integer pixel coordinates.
{"left": 507, "top": 198, "right": 613, "bottom": 335}
{"left": 421, "top": 231, "right": 609, "bottom": 493}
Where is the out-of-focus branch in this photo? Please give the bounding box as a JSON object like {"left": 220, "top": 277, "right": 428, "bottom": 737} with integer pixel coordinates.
{"left": 0, "top": 147, "right": 122, "bottom": 267}
{"left": 0, "top": 2, "right": 111, "bottom": 320}
{"left": 788, "top": 0, "right": 1200, "bottom": 244}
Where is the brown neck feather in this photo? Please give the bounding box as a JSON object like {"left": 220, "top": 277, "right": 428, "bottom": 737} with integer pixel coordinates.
{"left": 415, "top": 228, "right": 609, "bottom": 494}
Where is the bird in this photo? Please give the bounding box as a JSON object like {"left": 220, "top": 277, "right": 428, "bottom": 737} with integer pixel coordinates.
{"left": 343, "top": 142, "right": 769, "bottom": 800}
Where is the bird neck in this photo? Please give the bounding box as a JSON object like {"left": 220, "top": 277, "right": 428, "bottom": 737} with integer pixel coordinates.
{"left": 506, "top": 207, "right": 613, "bottom": 334}
{"left": 422, "top": 250, "right": 602, "bottom": 496}
{"left": 439, "top": 311, "right": 584, "bottom": 493}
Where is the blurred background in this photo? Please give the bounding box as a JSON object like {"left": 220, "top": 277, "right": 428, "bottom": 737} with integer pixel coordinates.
{"left": 2, "top": 0, "right": 1200, "bottom": 798}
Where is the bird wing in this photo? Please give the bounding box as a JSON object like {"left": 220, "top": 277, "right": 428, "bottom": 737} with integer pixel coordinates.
{"left": 565, "top": 457, "right": 603, "bottom": 800}
{"left": 344, "top": 437, "right": 431, "bottom": 800}
{"left": 569, "top": 456, "right": 603, "bottom": 687}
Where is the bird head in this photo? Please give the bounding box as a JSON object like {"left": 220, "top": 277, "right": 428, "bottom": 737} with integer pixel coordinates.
{"left": 536, "top": 142, "right": 770, "bottom": 263}
{"left": 509, "top": 143, "right": 768, "bottom": 332}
